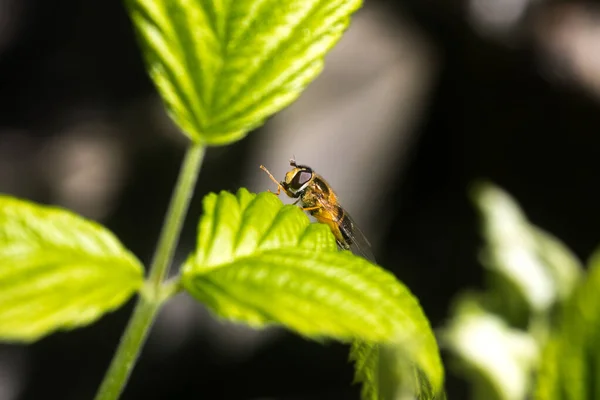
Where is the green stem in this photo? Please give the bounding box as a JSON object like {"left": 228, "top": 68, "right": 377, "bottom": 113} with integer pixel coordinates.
{"left": 93, "top": 296, "right": 159, "bottom": 400}
{"left": 148, "top": 144, "right": 206, "bottom": 290}
{"left": 94, "top": 143, "right": 206, "bottom": 400}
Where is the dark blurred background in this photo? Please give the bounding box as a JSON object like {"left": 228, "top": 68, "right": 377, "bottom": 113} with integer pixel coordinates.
{"left": 1, "top": 0, "right": 600, "bottom": 398}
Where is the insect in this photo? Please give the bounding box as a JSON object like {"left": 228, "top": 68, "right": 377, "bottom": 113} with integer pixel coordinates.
{"left": 260, "top": 158, "right": 376, "bottom": 263}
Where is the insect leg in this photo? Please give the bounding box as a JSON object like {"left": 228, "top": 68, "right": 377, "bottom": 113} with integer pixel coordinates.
{"left": 301, "top": 206, "right": 321, "bottom": 212}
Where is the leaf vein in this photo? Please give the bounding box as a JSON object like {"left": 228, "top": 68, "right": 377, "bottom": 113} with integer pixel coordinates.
{"left": 212, "top": 0, "right": 328, "bottom": 113}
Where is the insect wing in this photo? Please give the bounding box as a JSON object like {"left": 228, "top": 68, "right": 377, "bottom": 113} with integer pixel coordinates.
{"left": 339, "top": 211, "right": 377, "bottom": 263}
{"left": 318, "top": 199, "right": 377, "bottom": 263}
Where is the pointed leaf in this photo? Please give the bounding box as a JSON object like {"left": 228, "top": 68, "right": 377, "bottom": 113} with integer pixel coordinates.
{"left": 127, "top": 0, "right": 363, "bottom": 144}
{"left": 472, "top": 182, "right": 582, "bottom": 313}
{"left": 441, "top": 294, "right": 539, "bottom": 400}
{"left": 0, "top": 196, "right": 144, "bottom": 342}
{"left": 350, "top": 341, "right": 380, "bottom": 400}
{"left": 350, "top": 340, "right": 445, "bottom": 400}
{"left": 182, "top": 189, "right": 444, "bottom": 394}
{"left": 534, "top": 249, "right": 600, "bottom": 400}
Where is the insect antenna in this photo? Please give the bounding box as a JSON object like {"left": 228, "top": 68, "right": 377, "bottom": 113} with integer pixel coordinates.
{"left": 259, "top": 165, "right": 284, "bottom": 195}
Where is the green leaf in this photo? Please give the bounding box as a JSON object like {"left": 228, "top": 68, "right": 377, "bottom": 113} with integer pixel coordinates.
{"left": 534, "top": 249, "right": 600, "bottom": 400}
{"left": 471, "top": 182, "right": 582, "bottom": 314}
{"left": 182, "top": 189, "right": 444, "bottom": 394}
{"left": 0, "top": 196, "right": 144, "bottom": 342}
{"left": 350, "top": 341, "right": 380, "bottom": 400}
{"left": 350, "top": 340, "right": 443, "bottom": 400}
{"left": 530, "top": 227, "right": 582, "bottom": 302}
{"left": 446, "top": 182, "right": 583, "bottom": 400}
{"left": 127, "top": 0, "right": 362, "bottom": 145}
{"left": 441, "top": 294, "right": 539, "bottom": 400}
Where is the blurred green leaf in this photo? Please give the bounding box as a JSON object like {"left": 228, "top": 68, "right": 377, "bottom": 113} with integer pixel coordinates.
{"left": 127, "top": 0, "right": 362, "bottom": 145}
{"left": 351, "top": 341, "right": 380, "bottom": 400}
{"left": 182, "top": 189, "right": 444, "bottom": 395}
{"left": 530, "top": 227, "right": 581, "bottom": 301}
{"left": 441, "top": 294, "right": 539, "bottom": 400}
{"left": 441, "top": 182, "right": 583, "bottom": 400}
{"left": 534, "top": 249, "right": 600, "bottom": 400}
{"left": 472, "top": 182, "right": 582, "bottom": 314}
{"left": 350, "top": 340, "right": 442, "bottom": 400}
{"left": 0, "top": 196, "right": 144, "bottom": 342}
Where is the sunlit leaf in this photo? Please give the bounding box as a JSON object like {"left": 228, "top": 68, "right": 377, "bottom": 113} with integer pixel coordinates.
{"left": 127, "top": 0, "right": 362, "bottom": 145}
{"left": 472, "top": 182, "right": 582, "bottom": 313}
{"left": 534, "top": 249, "right": 600, "bottom": 400}
{"left": 350, "top": 340, "right": 442, "bottom": 400}
{"left": 350, "top": 340, "right": 380, "bottom": 400}
{"left": 530, "top": 227, "right": 581, "bottom": 301}
{"left": 441, "top": 294, "right": 539, "bottom": 400}
{"left": 0, "top": 196, "right": 144, "bottom": 342}
{"left": 441, "top": 182, "right": 583, "bottom": 400}
{"left": 182, "top": 189, "right": 444, "bottom": 395}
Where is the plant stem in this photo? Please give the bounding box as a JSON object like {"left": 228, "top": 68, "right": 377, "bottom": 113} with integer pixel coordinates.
{"left": 93, "top": 296, "right": 159, "bottom": 400}
{"left": 94, "top": 143, "right": 206, "bottom": 400}
{"left": 147, "top": 144, "right": 206, "bottom": 290}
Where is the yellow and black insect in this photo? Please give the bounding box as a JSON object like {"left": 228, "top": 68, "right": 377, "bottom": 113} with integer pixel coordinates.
{"left": 260, "top": 158, "right": 376, "bottom": 263}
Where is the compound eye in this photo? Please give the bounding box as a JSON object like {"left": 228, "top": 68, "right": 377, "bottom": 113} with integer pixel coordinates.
{"left": 290, "top": 170, "right": 312, "bottom": 190}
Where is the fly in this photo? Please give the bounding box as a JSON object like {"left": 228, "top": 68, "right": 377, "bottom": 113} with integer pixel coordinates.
{"left": 260, "top": 158, "right": 376, "bottom": 263}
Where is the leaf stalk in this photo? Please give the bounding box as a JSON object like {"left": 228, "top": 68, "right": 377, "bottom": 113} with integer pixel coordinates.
{"left": 93, "top": 143, "right": 206, "bottom": 400}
